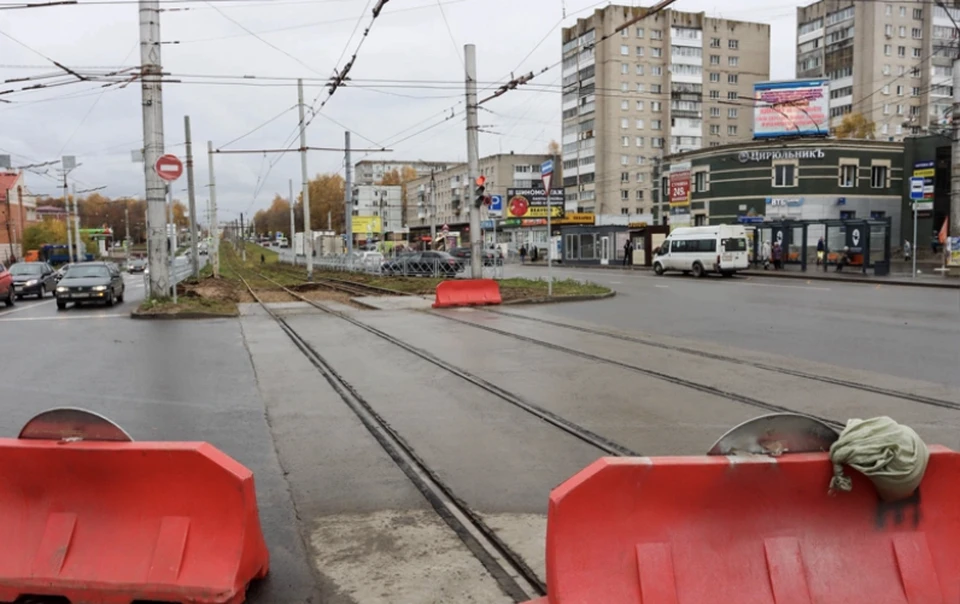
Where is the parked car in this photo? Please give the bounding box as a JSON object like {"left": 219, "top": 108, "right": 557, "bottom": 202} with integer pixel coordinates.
{"left": 449, "top": 246, "right": 500, "bottom": 267}
{"left": 380, "top": 251, "right": 463, "bottom": 277}
{"left": 127, "top": 258, "right": 147, "bottom": 273}
{"left": 0, "top": 262, "right": 13, "bottom": 307}
{"left": 55, "top": 262, "right": 125, "bottom": 310}
{"left": 9, "top": 262, "right": 57, "bottom": 299}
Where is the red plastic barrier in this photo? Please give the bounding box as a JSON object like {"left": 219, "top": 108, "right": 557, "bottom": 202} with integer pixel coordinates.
{"left": 0, "top": 439, "right": 269, "bottom": 604}
{"left": 433, "top": 278, "right": 502, "bottom": 308}
{"left": 530, "top": 448, "right": 960, "bottom": 604}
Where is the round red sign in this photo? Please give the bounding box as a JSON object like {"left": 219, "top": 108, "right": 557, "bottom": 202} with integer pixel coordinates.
{"left": 154, "top": 154, "right": 184, "bottom": 182}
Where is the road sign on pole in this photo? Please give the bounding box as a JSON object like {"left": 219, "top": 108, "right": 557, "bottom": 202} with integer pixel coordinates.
{"left": 910, "top": 176, "right": 925, "bottom": 200}
{"left": 542, "top": 159, "right": 555, "bottom": 296}
{"left": 154, "top": 154, "right": 184, "bottom": 182}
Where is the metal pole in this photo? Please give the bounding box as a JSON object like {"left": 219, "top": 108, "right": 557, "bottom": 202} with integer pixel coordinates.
{"left": 912, "top": 201, "right": 918, "bottom": 278}
{"left": 71, "top": 184, "right": 82, "bottom": 262}
{"left": 167, "top": 184, "right": 176, "bottom": 302}
{"left": 951, "top": 56, "right": 960, "bottom": 256}
{"left": 4, "top": 189, "right": 13, "bottom": 262}
{"left": 64, "top": 175, "right": 73, "bottom": 262}
{"left": 298, "top": 79, "right": 313, "bottom": 280}
{"left": 547, "top": 173, "right": 553, "bottom": 297}
{"left": 345, "top": 130, "right": 353, "bottom": 259}
{"left": 124, "top": 205, "right": 130, "bottom": 267}
{"left": 139, "top": 0, "right": 170, "bottom": 296}
{"left": 429, "top": 169, "right": 437, "bottom": 246}
{"left": 464, "top": 44, "right": 482, "bottom": 278}
{"left": 240, "top": 212, "right": 246, "bottom": 261}
{"left": 288, "top": 178, "right": 295, "bottom": 258}
{"left": 184, "top": 115, "right": 200, "bottom": 278}
{"left": 207, "top": 141, "right": 220, "bottom": 277}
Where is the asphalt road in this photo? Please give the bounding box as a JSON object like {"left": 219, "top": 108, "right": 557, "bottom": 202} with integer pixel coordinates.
{"left": 505, "top": 264, "right": 960, "bottom": 387}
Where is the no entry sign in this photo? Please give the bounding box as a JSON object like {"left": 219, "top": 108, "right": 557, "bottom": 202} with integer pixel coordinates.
{"left": 154, "top": 154, "right": 183, "bottom": 182}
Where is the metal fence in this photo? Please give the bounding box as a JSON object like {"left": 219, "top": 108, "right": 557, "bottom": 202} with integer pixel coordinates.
{"left": 279, "top": 251, "right": 505, "bottom": 279}
{"left": 143, "top": 253, "right": 209, "bottom": 297}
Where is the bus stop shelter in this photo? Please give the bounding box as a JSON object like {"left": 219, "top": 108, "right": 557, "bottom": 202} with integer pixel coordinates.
{"left": 750, "top": 218, "right": 893, "bottom": 275}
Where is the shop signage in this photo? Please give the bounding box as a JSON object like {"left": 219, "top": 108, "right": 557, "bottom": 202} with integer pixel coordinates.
{"left": 505, "top": 188, "right": 565, "bottom": 219}
{"left": 627, "top": 222, "right": 649, "bottom": 228}
{"left": 553, "top": 212, "right": 595, "bottom": 225}
{"left": 738, "top": 148, "right": 825, "bottom": 163}
{"left": 668, "top": 161, "right": 691, "bottom": 207}
{"left": 765, "top": 197, "right": 804, "bottom": 207}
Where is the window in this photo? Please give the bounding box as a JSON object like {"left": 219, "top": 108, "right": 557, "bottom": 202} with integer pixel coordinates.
{"left": 884, "top": 44, "right": 892, "bottom": 55}
{"left": 709, "top": 124, "right": 720, "bottom": 134}
{"left": 839, "top": 164, "right": 857, "bottom": 187}
{"left": 636, "top": 64, "right": 644, "bottom": 75}
{"left": 710, "top": 37, "right": 720, "bottom": 48}
{"left": 651, "top": 66, "right": 662, "bottom": 76}
{"left": 652, "top": 137, "right": 664, "bottom": 148}
{"left": 621, "top": 207, "right": 629, "bottom": 214}
{"left": 773, "top": 163, "right": 795, "bottom": 187}
{"left": 621, "top": 190, "right": 629, "bottom": 201}
{"left": 883, "top": 85, "right": 890, "bottom": 95}
{"left": 621, "top": 118, "right": 629, "bottom": 129}
{"left": 636, "top": 190, "right": 644, "bottom": 200}
{"left": 709, "top": 72, "right": 720, "bottom": 82}
{"left": 912, "top": 28, "right": 922, "bottom": 39}
{"left": 636, "top": 100, "right": 644, "bottom": 111}
{"left": 871, "top": 165, "right": 888, "bottom": 188}
{"left": 636, "top": 172, "right": 645, "bottom": 182}
{"left": 652, "top": 101, "right": 662, "bottom": 112}
{"left": 728, "top": 74, "right": 738, "bottom": 84}
{"left": 727, "top": 91, "right": 738, "bottom": 100}
{"left": 636, "top": 46, "right": 644, "bottom": 57}
{"left": 898, "top": 65, "right": 905, "bottom": 76}
{"left": 885, "top": 24, "right": 893, "bottom": 36}
{"left": 727, "top": 108, "right": 738, "bottom": 118}
{"left": 651, "top": 29, "right": 662, "bottom": 40}
{"left": 621, "top": 172, "right": 630, "bottom": 183}
{"left": 621, "top": 100, "right": 629, "bottom": 110}
{"left": 896, "top": 104, "right": 904, "bottom": 115}
{"left": 898, "top": 46, "right": 906, "bottom": 57}
{"left": 636, "top": 27, "right": 644, "bottom": 38}
{"left": 885, "top": 4, "right": 891, "bottom": 16}
{"left": 728, "top": 56, "right": 739, "bottom": 66}
{"left": 652, "top": 47, "right": 662, "bottom": 58}
{"left": 622, "top": 136, "right": 629, "bottom": 147}
{"left": 709, "top": 89, "right": 720, "bottom": 99}
{"left": 883, "top": 64, "right": 891, "bottom": 75}
{"left": 881, "top": 123, "right": 889, "bottom": 135}
{"left": 727, "top": 125, "right": 738, "bottom": 135}
{"left": 883, "top": 103, "right": 890, "bottom": 115}
{"left": 899, "top": 6, "right": 905, "bottom": 16}
{"left": 912, "top": 86, "right": 920, "bottom": 96}
{"left": 652, "top": 119, "right": 662, "bottom": 129}
{"left": 671, "top": 239, "right": 717, "bottom": 253}
{"left": 621, "top": 63, "right": 629, "bottom": 74}
{"left": 710, "top": 55, "right": 720, "bottom": 65}
{"left": 650, "top": 83, "right": 661, "bottom": 93}
{"left": 635, "top": 136, "right": 644, "bottom": 147}
{"left": 637, "top": 156, "right": 646, "bottom": 165}
{"left": 621, "top": 82, "right": 629, "bottom": 92}
{"left": 914, "top": 8, "right": 923, "bottom": 19}
{"left": 710, "top": 107, "right": 720, "bottom": 117}
{"left": 899, "top": 25, "right": 906, "bottom": 37}
{"left": 636, "top": 118, "right": 645, "bottom": 129}
{"left": 621, "top": 28, "right": 628, "bottom": 37}
{"left": 728, "top": 39, "right": 738, "bottom": 49}
{"left": 694, "top": 171, "right": 708, "bottom": 192}
{"left": 620, "top": 45, "right": 629, "bottom": 55}
{"left": 913, "top": 47, "right": 922, "bottom": 58}
{"left": 621, "top": 155, "right": 629, "bottom": 165}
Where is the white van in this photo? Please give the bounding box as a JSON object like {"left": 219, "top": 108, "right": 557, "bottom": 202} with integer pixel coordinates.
{"left": 652, "top": 225, "right": 750, "bottom": 278}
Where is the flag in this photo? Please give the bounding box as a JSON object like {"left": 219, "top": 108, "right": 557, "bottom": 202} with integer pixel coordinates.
{"left": 939, "top": 218, "right": 949, "bottom": 245}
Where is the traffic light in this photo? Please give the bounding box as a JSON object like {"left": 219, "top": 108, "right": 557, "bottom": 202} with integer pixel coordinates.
{"left": 473, "top": 175, "right": 491, "bottom": 208}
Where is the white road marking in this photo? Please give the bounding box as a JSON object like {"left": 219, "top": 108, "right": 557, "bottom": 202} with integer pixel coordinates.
{"left": 0, "top": 312, "right": 128, "bottom": 323}
{"left": 609, "top": 281, "right": 622, "bottom": 284}
{"left": 655, "top": 284, "right": 669, "bottom": 289}
{"left": 0, "top": 298, "right": 56, "bottom": 316}
{"left": 737, "top": 281, "right": 831, "bottom": 292}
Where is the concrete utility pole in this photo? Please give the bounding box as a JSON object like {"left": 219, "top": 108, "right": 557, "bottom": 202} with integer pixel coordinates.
{"left": 71, "top": 184, "right": 82, "bottom": 262}
{"left": 184, "top": 115, "right": 200, "bottom": 278}
{"left": 3, "top": 188, "right": 13, "bottom": 262}
{"left": 240, "top": 212, "right": 246, "bottom": 261}
{"left": 298, "top": 79, "right": 314, "bottom": 280}
{"left": 124, "top": 205, "right": 130, "bottom": 266}
{"left": 464, "top": 43, "right": 482, "bottom": 278}
{"left": 139, "top": 0, "right": 170, "bottom": 295}
{"left": 62, "top": 174, "right": 73, "bottom": 262}
{"left": 344, "top": 130, "right": 353, "bottom": 259}
{"left": 951, "top": 55, "right": 960, "bottom": 250}
{"left": 206, "top": 141, "right": 220, "bottom": 277}
{"left": 288, "top": 178, "right": 295, "bottom": 255}
{"left": 429, "top": 169, "right": 437, "bottom": 246}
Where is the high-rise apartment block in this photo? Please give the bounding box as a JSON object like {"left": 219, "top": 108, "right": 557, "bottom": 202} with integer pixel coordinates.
{"left": 797, "top": 0, "right": 960, "bottom": 139}
{"left": 560, "top": 5, "right": 770, "bottom": 217}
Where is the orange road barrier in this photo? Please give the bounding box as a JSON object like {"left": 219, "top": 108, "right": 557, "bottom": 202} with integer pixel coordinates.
{"left": 433, "top": 278, "right": 502, "bottom": 308}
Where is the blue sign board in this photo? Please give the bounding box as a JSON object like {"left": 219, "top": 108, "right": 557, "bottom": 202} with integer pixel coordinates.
{"left": 540, "top": 159, "right": 553, "bottom": 175}
{"left": 910, "top": 177, "right": 925, "bottom": 200}
{"left": 480, "top": 220, "right": 495, "bottom": 229}
{"left": 489, "top": 194, "right": 503, "bottom": 211}
{"left": 914, "top": 160, "right": 935, "bottom": 170}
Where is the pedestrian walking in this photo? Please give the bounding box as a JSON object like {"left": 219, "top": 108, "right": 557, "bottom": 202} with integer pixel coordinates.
{"left": 903, "top": 239, "right": 912, "bottom": 262}
{"left": 761, "top": 239, "right": 771, "bottom": 270}
{"left": 772, "top": 242, "right": 783, "bottom": 270}
{"left": 623, "top": 240, "right": 633, "bottom": 267}
{"left": 531, "top": 246, "right": 539, "bottom": 262}
{"left": 260, "top": 253, "right": 265, "bottom": 265}
{"left": 519, "top": 244, "right": 527, "bottom": 264}
{"left": 816, "top": 237, "right": 825, "bottom": 266}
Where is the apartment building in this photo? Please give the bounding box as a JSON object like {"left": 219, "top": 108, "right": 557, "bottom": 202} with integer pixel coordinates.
{"left": 0, "top": 171, "right": 38, "bottom": 264}
{"left": 560, "top": 5, "right": 770, "bottom": 220}
{"left": 353, "top": 160, "right": 457, "bottom": 186}
{"left": 352, "top": 185, "right": 403, "bottom": 233}
{"left": 797, "top": 0, "right": 960, "bottom": 140}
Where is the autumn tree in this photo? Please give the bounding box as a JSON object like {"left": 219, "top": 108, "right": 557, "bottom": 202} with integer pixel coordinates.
{"left": 834, "top": 113, "right": 876, "bottom": 139}
{"left": 378, "top": 166, "right": 419, "bottom": 224}
{"left": 253, "top": 195, "right": 292, "bottom": 238}
{"left": 23, "top": 219, "right": 68, "bottom": 251}
{"left": 547, "top": 140, "right": 561, "bottom": 155}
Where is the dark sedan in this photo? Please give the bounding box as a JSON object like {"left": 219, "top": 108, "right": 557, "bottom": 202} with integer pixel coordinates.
{"left": 381, "top": 251, "right": 463, "bottom": 277}
{"left": 55, "top": 262, "right": 125, "bottom": 310}
{"left": 9, "top": 262, "right": 57, "bottom": 299}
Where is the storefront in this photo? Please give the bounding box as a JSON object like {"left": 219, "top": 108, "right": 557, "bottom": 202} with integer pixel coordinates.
{"left": 658, "top": 139, "right": 905, "bottom": 245}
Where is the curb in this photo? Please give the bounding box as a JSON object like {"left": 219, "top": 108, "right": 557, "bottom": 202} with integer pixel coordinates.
{"left": 130, "top": 310, "right": 239, "bottom": 320}
{"left": 503, "top": 291, "right": 617, "bottom": 305}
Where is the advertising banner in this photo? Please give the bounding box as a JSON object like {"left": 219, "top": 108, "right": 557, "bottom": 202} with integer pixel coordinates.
{"left": 505, "top": 188, "right": 565, "bottom": 219}
{"left": 351, "top": 215, "right": 382, "bottom": 234}
{"left": 753, "top": 79, "right": 830, "bottom": 139}
{"left": 668, "top": 162, "right": 691, "bottom": 207}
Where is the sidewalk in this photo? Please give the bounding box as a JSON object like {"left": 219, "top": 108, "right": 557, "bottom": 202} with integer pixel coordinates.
{"left": 517, "top": 261, "right": 959, "bottom": 289}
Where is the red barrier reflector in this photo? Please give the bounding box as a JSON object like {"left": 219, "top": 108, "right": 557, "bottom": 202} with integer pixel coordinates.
{"left": 0, "top": 439, "right": 269, "bottom": 604}
{"left": 433, "top": 278, "right": 502, "bottom": 308}
{"left": 530, "top": 449, "right": 960, "bottom": 604}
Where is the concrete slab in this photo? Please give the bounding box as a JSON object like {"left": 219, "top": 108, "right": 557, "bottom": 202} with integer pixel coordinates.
{"left": 352, "top": 295, "right": 433, "bottom": 310}
{"left": 240, "top": 314, "right": 514, "bottom": 603}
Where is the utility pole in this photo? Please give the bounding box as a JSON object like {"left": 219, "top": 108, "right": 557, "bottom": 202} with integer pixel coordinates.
{"left": 951, "top": 55, "right": 960, "bottom": 254}
{"left": 464, "top": 43, "right": 482, "bottom": 278}
{"left": 288, "top": 178, "right": 295, "bottom": 257}
{"left": 139, "top": 0, "right": 170, "bottom": 296}
{"left": 71, "top": 184, "right": 82, "bottom": 262}
{"left": 62, "top": 174, "right": 73, "bottom": 262}
{"left": 240, "top": 212, "right": 246, "bottom": 261}
{"left": 429, "top": 169, "right": 437, "bottom": 246}
{"left": 3, "top": 188, "right": 13, "bottom": 262}
{"left": 124, "top": 205, "right": 130, "bottom": 266}
{"left": 344, "top": 130, "right": 353, "bottom": 259}
{"left": 207, "top": 141, "right": 219, "bottom": 277}
{"left": 184, "top": 115, "right": 199, "bottom": 278}
{"left": 298, "top": 79, "right": 314, "bottom": 280}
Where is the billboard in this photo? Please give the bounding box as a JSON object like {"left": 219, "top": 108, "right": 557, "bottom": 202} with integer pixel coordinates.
{"left": 505, "top": 188, "right": 565, "bottom": 219}
{"left": 668, "top": 162, "right": 691, "bottom": 207}
{"left": 352, "top": 215, "right": 382, "bottom": 234}
{"left": 753, "top": 79, "right": 829, "bottom": 139}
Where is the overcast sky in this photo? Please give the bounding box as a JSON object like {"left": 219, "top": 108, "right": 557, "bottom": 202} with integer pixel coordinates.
{"left": 0, "top": 0, "right": 806, "bottom": 222}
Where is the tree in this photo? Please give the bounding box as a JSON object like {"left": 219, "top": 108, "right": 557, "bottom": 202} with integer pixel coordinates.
{"left": 307, "top": 173, "right": 346, "bottom": 232}
{"left": 171, "top": 200, "right": 188, "bottom": 228}
{"left": 547, "top": 140, "right": 561, "bottom": 155}
{"left": 22, "top": 219, "right": 68, "bottom": 251}
{"left": 834, "top": 113, "right": 876, "bottom": 139}
{"left": 253, "top": 195, "right": 292, "bottom": 239}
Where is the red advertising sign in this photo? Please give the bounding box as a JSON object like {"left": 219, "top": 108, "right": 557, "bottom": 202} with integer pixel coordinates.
{"left": 668, "top": 167, "right": 691, "bottom": 207}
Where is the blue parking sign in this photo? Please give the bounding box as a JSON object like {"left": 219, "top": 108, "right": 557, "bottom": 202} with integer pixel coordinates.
{"left": 490, "top": 194, "right": 503, "bottom": 211}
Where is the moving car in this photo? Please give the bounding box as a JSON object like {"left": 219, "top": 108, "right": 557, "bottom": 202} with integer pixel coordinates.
{"left": 127, "top": 258, "right": 147, "bottom": 273}
{"left": 652, "top": 225, "right": 750, "bottom": 278}
{"left": 449, "top": 246, "right": 500, "bottom": 267}
{"left": 55, "top": 262, "right": 125, "bottom": 310}
{"left": 0, "top": 262, "right": 13, "bottom": 307}
{"left": 380, "top": 251, "right": 463, "bottom": 277}
{"left": 53, "top": 264, "right": 72, "bottom": 282}
{"left": 9, "top": 262, "right": 57, "bottom": 299}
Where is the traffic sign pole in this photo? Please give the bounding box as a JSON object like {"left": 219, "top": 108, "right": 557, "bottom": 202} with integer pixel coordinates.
{"left": 541, "top": 159, "right": 554, "bottom": 296}
{"left": 910, "top": 176, "right": 924, "bottom": 279}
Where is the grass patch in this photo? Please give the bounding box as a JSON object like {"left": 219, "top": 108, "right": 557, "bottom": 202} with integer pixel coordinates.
{"left": 136, "top": 294, "right": 237, "bottom": 317}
